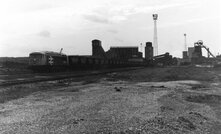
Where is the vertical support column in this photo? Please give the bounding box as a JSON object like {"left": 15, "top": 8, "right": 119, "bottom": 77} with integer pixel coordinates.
{"left": 140, "top": 43, "right": 143, "bottom": 57}
{"left": 184, "top": 33, "right": 187, "bottom": 51}
{"left": 153, "top": 14, "right": 158, "bottom": 56}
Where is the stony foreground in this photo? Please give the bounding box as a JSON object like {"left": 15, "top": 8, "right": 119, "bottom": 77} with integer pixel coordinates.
{"left": 0, "top": 67, "right": 221, "bottom": 133}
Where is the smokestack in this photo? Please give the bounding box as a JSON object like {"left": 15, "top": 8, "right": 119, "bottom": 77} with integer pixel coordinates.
{"left": 145, "top": 42, "right": 153, "bottom": 60}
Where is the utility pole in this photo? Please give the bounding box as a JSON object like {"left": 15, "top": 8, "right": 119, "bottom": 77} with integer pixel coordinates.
{"left": 184, "top": 33, "right": 187, "bottom": 51}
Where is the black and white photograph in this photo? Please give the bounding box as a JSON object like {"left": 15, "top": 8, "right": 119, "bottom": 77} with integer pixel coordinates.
{"left": 0, "top": 0, "right": 221, "bottom": 133}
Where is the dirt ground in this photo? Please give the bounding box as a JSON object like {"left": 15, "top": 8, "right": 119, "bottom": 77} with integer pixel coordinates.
{"left": 0, "top": 66, "right": 221, "bottom": 134}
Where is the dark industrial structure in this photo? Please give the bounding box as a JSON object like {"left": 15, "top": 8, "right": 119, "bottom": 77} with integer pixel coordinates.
{"left": 92, "top": 39, "right": 143, "bottom": 61}
{"left": 92, "top": 39, "right": 106, "bottom": 58}
{"left": 182, "top": 51, "right": 188, "bottom": 59}
{"left": 188, "top": 47, "right": 194, "bottom": 59}
{"left": 153, "top": 52, "right": 176, "bottom": 66}
{"left": 192, "top": 45, "right": 202, "bottom": 58}
{"left": 106, "top": 46, "right": 142, "bottom": 60}
{"left": 29, "top": 39, "right": 147, "bottom": 72}
{"left": 28, "top": 39, "right": 177, "bottom": 72}
{"left": 181, "top": 40, "right": 219, "bottom": 65}
{"left": 145, "top": 42, "right": 153, "bottom": 60}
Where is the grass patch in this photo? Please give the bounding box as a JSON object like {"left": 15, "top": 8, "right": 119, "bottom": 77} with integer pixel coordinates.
{"left": 107, "top": 66, "right": 214, "bottom": 82}
{"left": 0, "top": 82, "right": 61, "bottom": 103}
{"left": 0, "top": 85, "right": 30, "bottom": 103}
{"left": 185, "top": 94, "right": 221, "bottom": 105}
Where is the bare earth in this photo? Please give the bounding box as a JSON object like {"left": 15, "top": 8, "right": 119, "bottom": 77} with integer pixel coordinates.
{"left": 0, "top": 66, "right": 221, "bottom": 134}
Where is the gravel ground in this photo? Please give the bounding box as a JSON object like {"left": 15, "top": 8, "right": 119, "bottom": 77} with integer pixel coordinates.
{"left": 0, "top": 66, "right": 221, "bottom": 134}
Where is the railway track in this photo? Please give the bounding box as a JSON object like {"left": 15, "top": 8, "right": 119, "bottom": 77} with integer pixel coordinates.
{"left": 0, "top": 67, "right": 143, "bottom": 87}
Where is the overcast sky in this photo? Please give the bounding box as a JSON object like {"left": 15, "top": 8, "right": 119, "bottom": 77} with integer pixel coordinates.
{"left": 0, "top": 0, "right": 220, "bottom": 57}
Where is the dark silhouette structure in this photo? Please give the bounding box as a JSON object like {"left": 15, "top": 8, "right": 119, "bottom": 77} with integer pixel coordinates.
{"left": 182, "top": 51, "right": 188, "bottom": 59}
{"left": 192, "top": 45, "right": 202, "bottom": 58}
{"left": 92, "top": 39, "right": 106, "bottom": 58}
{"left": 145, "top": 42, "right": 153, "bottom": 60}
{"left": 106, "top": 46, "right": 142, "bottom": 60}
{"left": 92, "top": 39, "right": 143, "bottom": 61}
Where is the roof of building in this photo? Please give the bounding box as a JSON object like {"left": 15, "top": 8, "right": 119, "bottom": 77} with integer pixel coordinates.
{"left": 30, "top": 51, "right": 66, "bottom": 56}
{"left": 110, "top": 46, "right": 138, "bottom": 48}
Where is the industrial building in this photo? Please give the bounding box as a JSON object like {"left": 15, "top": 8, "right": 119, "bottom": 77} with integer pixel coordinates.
{"left": 182, "top": 51, "right": 188, "bottom": 59}
{"left": 181, "top": 45, "right": 203, "bottom": 64}
{"left": 92, "top": 39, "right": 143, "bottom": 61}
{"left": 181, "top": 40, "right": 219, "bottom": 65}
{"left": 106, "top": 46, "right": 142, "bottom": 60}
{"left": 145, "top": 42, "right": 153, "bottom": 60}
{"left": 188, "top": 47, "right": 195, "bottom": 59}
{"left": 92, "top": 39, "right": 155, "bottom": 60}
{"left": 92, "top": 39, "right": 106, "bottom": 58}
{"left": 91, "top": 39, "right": 176, "bottom": 66}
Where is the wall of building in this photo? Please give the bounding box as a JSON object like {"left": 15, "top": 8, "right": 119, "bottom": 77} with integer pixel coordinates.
{"left": 188, "top": 47, "right": 195, "bottom": 59}
{"left": 106, "top": 47, "right": 141, "bottom": 60}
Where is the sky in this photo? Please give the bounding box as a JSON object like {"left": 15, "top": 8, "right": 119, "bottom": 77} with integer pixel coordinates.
{"left": 0, "top": 0, "right": 220, "bottom": 58}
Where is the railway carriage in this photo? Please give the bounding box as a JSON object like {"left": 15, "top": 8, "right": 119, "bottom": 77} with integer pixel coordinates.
{"left": 29, "top": 51, "right": 68, "bottom": 72}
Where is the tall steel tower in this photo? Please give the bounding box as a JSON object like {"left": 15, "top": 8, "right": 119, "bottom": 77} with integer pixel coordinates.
{"left": 184, "top": 33, "right": 187, "bottom": 51}
{"left": 153, "top": 14, "right": 158, "bottom": 56}
{"left": 140, "top": 43, "right": 143, "bottom": 57}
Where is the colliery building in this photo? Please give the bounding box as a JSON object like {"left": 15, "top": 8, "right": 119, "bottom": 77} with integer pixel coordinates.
{"left": 106, "top": 46, "right": 142, "bottom": 60}
{"left": 145, "top": 42, "right": 153, "bottom": 60}
{"left": 92, "top": 39, "right": 106, "bottom": 58}
{"left": 92, "top": 39, "right": 143, "bottom": 61}
{"left": 181, "top": 40, "right": 218, "bottom": 65}
{"left": 181, "top": 46, "right": 203, "bottom": 64}
{"left": 91, "top": 39, "right": 175, "bottom": 66}
{"left": 92, "top": 39, "right": 155, "bottom": 61}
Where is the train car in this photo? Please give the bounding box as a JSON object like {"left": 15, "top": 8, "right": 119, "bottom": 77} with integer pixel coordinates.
{"left": 29, "top": 51, "right": 68, "bottom": 72}
{"left": 68, "top": 55, "right": 108, "bottom": 70}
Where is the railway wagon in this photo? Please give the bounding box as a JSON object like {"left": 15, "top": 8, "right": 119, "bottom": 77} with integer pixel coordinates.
{"left": 29, "top": 51, "right": 68, "bottom": 72}
{"left": 67, "top": 56, "right": 131, "bottom": 70}
{"left": 68, "top": 56, "right": 106, "bottom": 70}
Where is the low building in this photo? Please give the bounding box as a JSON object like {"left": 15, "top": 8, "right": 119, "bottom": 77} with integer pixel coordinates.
{"left": 106, "top": 46, "right": 142, "bottom": 60}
